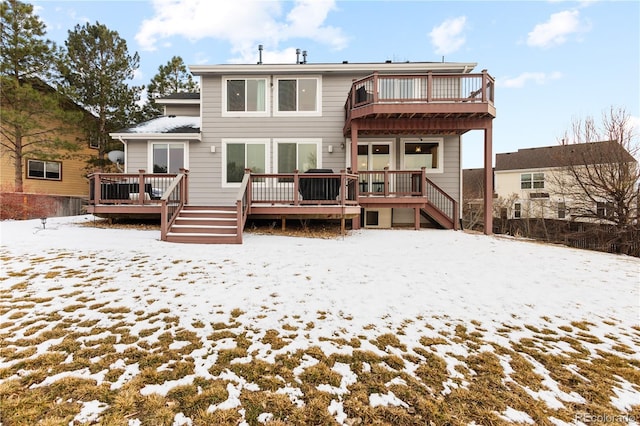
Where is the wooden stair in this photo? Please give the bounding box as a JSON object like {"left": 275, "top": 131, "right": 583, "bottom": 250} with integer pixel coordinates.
{"left": 165, "top": 206, "right": 242, "bottom": 244}
{"left": 420, "top": 204, "right": 456, "bottom": 230}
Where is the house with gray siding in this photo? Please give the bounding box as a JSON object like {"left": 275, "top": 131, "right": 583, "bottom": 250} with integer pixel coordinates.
{"left": 89, "top": 59, "right": 496, "bottom": 243}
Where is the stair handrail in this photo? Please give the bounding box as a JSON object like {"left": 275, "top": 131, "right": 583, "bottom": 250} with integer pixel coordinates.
{"left": 160, "top": 170, "right": 188, "bottom": 241}
{"left": 234, "top": 169, "right": 252, "bottom": 243}
{"left": 424, "top": 177, "right": 459, "bottom": 229}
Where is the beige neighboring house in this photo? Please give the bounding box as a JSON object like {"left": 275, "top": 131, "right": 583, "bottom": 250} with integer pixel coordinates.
{"left": 494, "top": 141, "right": 637, "bottom": 222}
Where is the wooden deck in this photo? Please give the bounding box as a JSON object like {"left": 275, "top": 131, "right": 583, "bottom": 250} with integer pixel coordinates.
{"left": 87, "top": 168, "right": 457, "bottom": 242}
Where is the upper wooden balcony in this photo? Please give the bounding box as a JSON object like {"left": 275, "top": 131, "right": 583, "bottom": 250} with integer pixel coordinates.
{"left": 344, "top": 71, "right": 496, "bottom": 136}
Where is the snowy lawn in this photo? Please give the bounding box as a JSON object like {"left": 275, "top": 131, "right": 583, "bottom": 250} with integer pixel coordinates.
{"left": 0, "top": 216, "right": 638, "bottom": 426}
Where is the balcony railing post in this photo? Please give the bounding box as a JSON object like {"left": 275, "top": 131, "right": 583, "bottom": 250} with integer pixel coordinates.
{"left": 339, "top": 170, "right": 346, "bottom": 205}
{"left": 383, "top": 166, "right": 389, "bottom": 197}
{"left": 179, "top": 168, "right": 189, "bottom": 205}
{"left": 137, "top": 169, "right": 145, "bottom": 205}
{"left": 244, "top": 168, "right": 252, "bottom": 211}
{"left": 481, "top": 69, "right": 487, "bottom": 103}
{"left": 372, "top": 71, "right": 379, "bottom": 103}
{"left": 92, "top": 173, "right": 101, "bottom": 205}
{"left": 160, "top": 199, "right": 168, "bottom": 240}
{"left": 421, "top": 167, "right": 427, "bottom": 197}
{"left": 293, "top": 169, "right": 300, "bottom": 206}
{"left": 427, "top": 71, "right": 433, "bottom": 103}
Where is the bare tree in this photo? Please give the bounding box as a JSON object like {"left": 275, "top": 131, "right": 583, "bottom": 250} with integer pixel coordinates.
{"left": 553, "top": 107, "right": 639, "bottom": 254}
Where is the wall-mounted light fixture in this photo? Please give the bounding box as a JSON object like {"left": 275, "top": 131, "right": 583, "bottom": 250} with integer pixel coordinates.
{"left": 210, "top": 146, "right": 216, "bottom": 153}
{"left": 328, "top": 145, "right": 333, "bottom": 153}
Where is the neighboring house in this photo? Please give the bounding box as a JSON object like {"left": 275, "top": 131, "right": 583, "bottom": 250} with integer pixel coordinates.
{"left": 494, "top": 141, "right": 637, "bottom": 221}
{"left": 0, "top": 84, "right": 98, "bottom": 218}
{"left": 90, "top": 58, "right": 496, "bottom": 243}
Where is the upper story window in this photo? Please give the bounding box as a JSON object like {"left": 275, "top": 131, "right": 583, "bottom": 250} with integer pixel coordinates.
{"left": 274, "top": 77, "right": 321, "bottom": 116}
{"left": 150, "top": 142, "right": 187, "bottom": 173}
{"left": 521, "top": 172, "right": 544, "bottom": 189}
{"left": 223, "top": 78, "right": 268, "bottom": 116}
{"left": 27, "top": 159, "right": 61, "bottom": 180}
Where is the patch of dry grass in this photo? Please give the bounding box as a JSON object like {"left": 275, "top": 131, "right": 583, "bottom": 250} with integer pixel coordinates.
{"left": 1, "top": 249, "right": 637, "bottom": 425}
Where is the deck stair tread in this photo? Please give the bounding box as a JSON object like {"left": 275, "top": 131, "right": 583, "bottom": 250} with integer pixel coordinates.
{"left": 164, "top": 205, "right": 242, "bottom": 244}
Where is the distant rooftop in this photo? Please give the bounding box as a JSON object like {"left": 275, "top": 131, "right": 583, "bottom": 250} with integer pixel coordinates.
{"left": 495, "top": 141, "right": 636, "bottom": 171}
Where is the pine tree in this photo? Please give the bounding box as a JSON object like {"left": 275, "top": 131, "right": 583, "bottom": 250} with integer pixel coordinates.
{"left": 60, "top": 22, "right": 143, "bottom": 170}
{"left": 143, "top": 56, "right": 199, "bottom": 119}
{"left": 0, "top": 0, "right": 83, "bottom": 192}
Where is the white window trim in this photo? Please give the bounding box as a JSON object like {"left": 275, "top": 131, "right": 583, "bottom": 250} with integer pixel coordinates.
{"left": 273, "top": 138, "right": 322, "bottom": 176}
{"left": 27, "top": 159, "right": 61, "bottom": 181}
{"left": 400, "top": 137, "right": 444, "bottom": 174}
{"left": 221, "top": 138, "right": 270, "bottom": 188}
{"left": 221, "top": 76, "right": 270, "bottom": 117}
{"left": 273, "top": 76, "right": 322, "bottom": 117}
{"left": 520, "top": 172, "right": 545, "bottom": 190}
{"left": 147, "top": 141, "right": 189, "bottom": 174}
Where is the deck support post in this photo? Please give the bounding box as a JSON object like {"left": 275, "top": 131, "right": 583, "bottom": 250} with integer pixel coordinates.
{"left": 350, "top": 122, "right": 361, "bottom": 230}
{"left": 483, "top": 123, "right": 493, "bottom": 235}
{"left": 414, "top": 207, "right": 420, "bottom": 230}
{"left": 281, "top": 216, "right": 286, "bottom": 231}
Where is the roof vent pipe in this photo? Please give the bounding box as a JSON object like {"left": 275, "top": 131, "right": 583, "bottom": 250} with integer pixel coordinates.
{"left": 302, "top": 50, "right": 307, "bottom": 64}
{"left": 258, "top": 44, "right": 263, "bottom": 64}
{"left": 296, "top": 48, "right": 301, "bottom": 64}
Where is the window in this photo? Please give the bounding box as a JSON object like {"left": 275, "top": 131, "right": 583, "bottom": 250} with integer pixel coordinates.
{"left": 558, "top": 202, "right": 566, "bottom": 219}
{"left": 514, "top": 202, "right": 522, "bottom": 218}
{"left": 223, "top": 78, "right": 268, "bottom": 116}
{"left": 521, "top": 172, "right": 544, "bottom": 189}
{"left": 596, "top": 201, "right": 613, "bottom": 218}
{"left": 150, "top": 143, "right": 186, "bottom": 173}
{"left": 223, "top": 140, "right": 267, "bottom": 186}
{"left": 275, "top": 77, "right": 321, "bottom": 115}
{"left": 401, "top": 138, "right": 442, "bottom": 172}
{"left": 27, "top": 159, "right": 61, "bottom": 180}
{"left": 275, "top": 140, "right": 320, "bottom": 177}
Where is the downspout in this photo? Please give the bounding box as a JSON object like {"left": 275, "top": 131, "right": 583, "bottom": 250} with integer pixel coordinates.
{"left": 117, "top": 136, "right": 127, "bottom": 173}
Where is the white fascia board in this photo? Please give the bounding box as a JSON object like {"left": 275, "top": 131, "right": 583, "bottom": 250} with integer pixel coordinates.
{"left": 110, "top": 133, "right": 201, "bottom": 141}
{"left": 154, "top": 99, "right": 199, "bottom": 105}
{"left": 189, "top": 62, "right": 479, "bottom": 76}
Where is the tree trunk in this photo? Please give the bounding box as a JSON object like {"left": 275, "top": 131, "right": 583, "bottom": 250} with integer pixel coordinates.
{"left": 14, "top": 133, "right": 24, "bottom": 193}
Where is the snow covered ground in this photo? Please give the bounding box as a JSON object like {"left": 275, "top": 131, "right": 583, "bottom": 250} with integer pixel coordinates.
{"left": 0, "top": 215, "right": 638, "bottom": 425}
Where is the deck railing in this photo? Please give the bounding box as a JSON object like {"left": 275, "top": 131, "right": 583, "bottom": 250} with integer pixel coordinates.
{"left": 160, "top": 170, "right": 189, "bottom": 241}
{"left": 247, "top": 170, "right": 359, "bottom": 206}
{"left": 88, "top": 170, "right": 178, "bottom": 205}
{"left": 345, "top": 70, "right": 495, "bottom": 121}
{"left": 425, "top": 177, "right": 458, "bottom": 228}
{"left": 358, "top": 168, "right": 426, "bottom": 197}
{"left": 235, "top": 170, "right": 252, "bottom": 243}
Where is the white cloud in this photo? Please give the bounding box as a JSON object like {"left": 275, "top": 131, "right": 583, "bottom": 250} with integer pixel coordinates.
{"left": 527, "top": 10, "right": 588, "bottom": 48}
{"left": 498, "top": 71, "right": 563, "bottom": 88}
{"left": 135, "top": 0, "right": 346, "bottom": 62}
{"left": 429, "top": 16, "right": 467, "bottom": 55}
{"left": 628, "top": 115, "right": 640, "bottom": 134}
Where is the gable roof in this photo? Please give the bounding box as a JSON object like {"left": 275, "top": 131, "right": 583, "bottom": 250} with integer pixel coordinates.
{"left": 495, "top": 141, "right": 637, "bottom": 171}
{"left": 110, "top": 116, "right": 201, "bottom": 140}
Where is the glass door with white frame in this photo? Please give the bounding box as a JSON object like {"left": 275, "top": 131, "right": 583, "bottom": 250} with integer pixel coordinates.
{"left": 357, "top": 142, "right": 392, "bottom": 194}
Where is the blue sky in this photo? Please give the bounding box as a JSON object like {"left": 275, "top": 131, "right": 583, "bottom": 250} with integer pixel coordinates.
{"left": 32, "top": 0, "right": 639, "bottom": 168}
